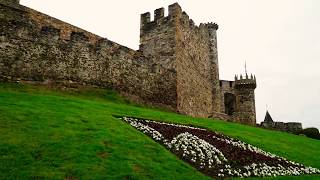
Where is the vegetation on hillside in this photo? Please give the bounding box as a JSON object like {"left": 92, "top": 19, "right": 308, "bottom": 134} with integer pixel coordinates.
{"left": 298, "top": 128, "right": 320, "bottom": 140}
{"left": 0, "top": 82, "right": 319, "bottom": 179}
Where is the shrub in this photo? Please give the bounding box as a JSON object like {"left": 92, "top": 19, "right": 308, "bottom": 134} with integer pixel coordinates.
{"left": 300, "top": 128, "right": 320, "bottom": 140}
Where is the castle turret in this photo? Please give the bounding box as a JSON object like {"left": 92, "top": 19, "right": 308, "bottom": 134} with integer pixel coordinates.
{"left": 206, "top": 23, "right": 221, "bottom": 113}
{"left": 139, "top": 3, "right": 182, "bottom": 63}
{"left": 233, "top": 73, "right": 257, "bottom": 125}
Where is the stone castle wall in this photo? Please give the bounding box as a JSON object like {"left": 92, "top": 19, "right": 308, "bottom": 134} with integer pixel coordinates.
{"left": 0, "top": 2, "right": 176, "bottom": 109}
{"left": 0, "top": 1, "right": 258, "bottom": 125}
{"left": 261, "top": 121, "right": 302, "bottom": 133}
{"left": 176, "top": 11, "right": 220, "bottom": 118}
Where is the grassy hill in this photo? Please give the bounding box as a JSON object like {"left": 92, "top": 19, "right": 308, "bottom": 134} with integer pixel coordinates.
{"left": 0, "top": 82, "right": 319, "bottom": 180}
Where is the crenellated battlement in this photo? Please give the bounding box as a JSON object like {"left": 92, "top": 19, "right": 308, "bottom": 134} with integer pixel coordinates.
{"left": 140, "top": 3, "right": 182, "bottom": 34}
{"left": 140, "top": 3, "right": 218, "bottom": 35}
{"left": 205, "top": 22, "right": 219, "bottom": 30}
{"left": 40, "top": 26, "right": 61, "bottom": 40}
{"left": 140, "top": 3, "right": 182, "bottom": 24}
{"left": 220, "top": 80, "right": 235, "bottom": 89}
{"left": 0, "top": 2, "right": 258, "bottom": 126}
{"left": 39, "top": 26, "right": 91, "bottom": 43}
{"left": 70, "top": 31, "right": 89, "bottom": 42}
{"left": 140, "top": 12, "right": 151, "bottom": 25}
{"left": 168, "top": 3, "right": 182, "bottom": 17}
{"left": 139, "top": 3, "right": 222, "bottom": 118}
{"left": 154, "top": 8, "right": 165, "bottom": 21}
{"left": 95, "top": 38, "right": 114, "bottom": 47}
{"left": 234, "top": 73, "right": 257, "bottom": 89}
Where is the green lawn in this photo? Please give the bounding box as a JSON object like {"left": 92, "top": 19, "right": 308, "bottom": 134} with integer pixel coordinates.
{"left": 0, "top": 82, "right": 319, "bottom": 179}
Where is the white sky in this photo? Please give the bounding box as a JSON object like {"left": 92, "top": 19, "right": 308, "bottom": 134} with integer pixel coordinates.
{"left": 21, "top": 0, "right": 320, "bottom": 129}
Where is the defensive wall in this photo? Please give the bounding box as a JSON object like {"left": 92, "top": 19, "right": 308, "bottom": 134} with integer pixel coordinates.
{"left": 0, "top": 1, "right": 258, "bottom": 125}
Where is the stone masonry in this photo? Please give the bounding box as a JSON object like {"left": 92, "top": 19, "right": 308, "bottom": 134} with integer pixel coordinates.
{"left": 0, "top": 1, "right": 257, "bottom": 125}
{"left": 261, "top": 111, "right": 302, "bottom": 133}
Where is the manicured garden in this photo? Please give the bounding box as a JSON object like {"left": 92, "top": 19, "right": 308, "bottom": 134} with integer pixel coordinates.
{"left": 0, "top": 82, "right": 319, "bottom": 179}
{"left": 121, "top": 117, "right": 320, "bottom": 178}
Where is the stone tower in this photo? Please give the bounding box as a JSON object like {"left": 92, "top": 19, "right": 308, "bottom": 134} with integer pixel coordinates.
{"left": 233, "top": 74, "right": 257, "bottom": 125}
{"left": 0, "top": 1, "right": 257, "bottom": 125}
{"left": 140, "top": 3, "right": 221, "bottom": 118}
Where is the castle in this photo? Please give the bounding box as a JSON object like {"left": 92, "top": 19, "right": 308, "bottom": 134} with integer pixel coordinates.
{"left": 0, "top": 1, "right": 257, "bottom": 125}
{"left": 261, "top": 111, "right": 302, "bottom": 133}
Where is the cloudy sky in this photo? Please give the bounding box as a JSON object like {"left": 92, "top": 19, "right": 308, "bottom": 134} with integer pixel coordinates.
{"left": 21, "top": 0, "right": 320, "bottom": 129}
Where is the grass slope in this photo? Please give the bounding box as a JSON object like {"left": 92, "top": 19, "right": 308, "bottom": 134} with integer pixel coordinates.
{"left": 0, "top": 83, "right": 319, "bottom": 180}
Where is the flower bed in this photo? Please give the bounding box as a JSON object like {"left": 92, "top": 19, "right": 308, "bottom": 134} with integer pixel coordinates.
{"left": 120, "top": 117, "right": 320, "bottom": 178}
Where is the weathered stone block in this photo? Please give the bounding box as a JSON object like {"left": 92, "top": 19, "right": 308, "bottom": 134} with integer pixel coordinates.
{"left": 0, "top": 2, "right": 258, "bottom": 125}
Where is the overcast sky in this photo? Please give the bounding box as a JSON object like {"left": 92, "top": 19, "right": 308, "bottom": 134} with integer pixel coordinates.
{"left": 21, "top": 0, "right": 320, "bottom": 129}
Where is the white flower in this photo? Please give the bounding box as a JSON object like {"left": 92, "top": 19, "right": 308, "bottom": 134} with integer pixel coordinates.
{"left": 121, "top": 117, "right": 320, "bottom": 178}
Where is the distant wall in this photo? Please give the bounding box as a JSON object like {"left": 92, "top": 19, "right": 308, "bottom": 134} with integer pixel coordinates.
{"left": 0, "top": 2, "right": 176, "bottom": 109}
{"left": 261, "top": 121, "right": 302, "bottom": 133}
